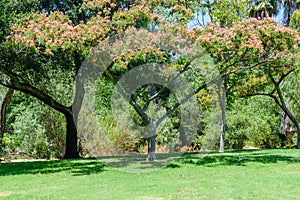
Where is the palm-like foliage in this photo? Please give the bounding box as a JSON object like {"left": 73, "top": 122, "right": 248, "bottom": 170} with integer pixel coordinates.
{"left": 248, "top": 0, "right": 279, "bottom": 18}
{"left": 248, "top": 0, "right": 300, "bottom": 26}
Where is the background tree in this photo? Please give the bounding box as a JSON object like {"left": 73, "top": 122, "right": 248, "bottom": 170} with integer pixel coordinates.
{"left": 248, "top": 1, "right": 300, "bottom": 146}
{"left": 191, "top": 0, "right": 250, "bottom": 152}
{"left": 194, "top": 17, "right": 300, "bottom": 148}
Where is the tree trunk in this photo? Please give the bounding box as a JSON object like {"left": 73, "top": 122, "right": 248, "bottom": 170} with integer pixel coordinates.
{"left": 280, "top": 108, "right": 289, "bottom": 142}
{"left": 146, "top": 84, "right": 157, "bottom": 161}
{"left": 281, "top": 111, "right": 299, "bottom": 148}
{"left": 280, "top": 108, "right": 295, "bottom": 144}
{"left": 297, "top": 127, "right": 300, "bottom": 149}
{"left": 147, "top": 119, "right": 156, "bottom": 161}
{"left": 0, "top": 88, "right": 14, "bottom": 147}
{"left": 219, "top": 101, "right": 226, "bottom": 153}
{"left": 275, "top": 84, "right": 300, "bottom": 149}
{"left": 0, "top": 60, "right": 83, "bottom": 158}
{"left": 218, "top": 78, "right": 226, "bottom": 153}
{"left": 63, "top": 108, "right": 80, "bottom": 159}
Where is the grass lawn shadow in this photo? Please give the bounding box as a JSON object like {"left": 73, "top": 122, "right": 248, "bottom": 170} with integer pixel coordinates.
{"left": 1, "top": 149, "right": 298, "bottom": 176}
{"left": 178, "top": 149, "right": 300, "bottom": 167}
{"left": 96, "top": 152, "right": 182, "bottom": 173}
{"left": 0, "top": 158, "right": 105, "bottom": 176}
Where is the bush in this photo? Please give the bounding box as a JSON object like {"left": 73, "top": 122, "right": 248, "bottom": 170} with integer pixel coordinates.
{"left": 2, "top": 94, "right": 65, "bottom": 158}
{"left": 225, "top": 113, "right": 250, "bottom": 149}
{"left": 225, "top": 97, "right": 281, "bottom": 149}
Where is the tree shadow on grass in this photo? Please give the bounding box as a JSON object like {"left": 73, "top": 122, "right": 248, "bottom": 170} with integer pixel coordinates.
{"left": 97, "top": 152, "right": 182, "bottom": 173}
{"left": 0, "top": 158, "right": 105, "bottom": 176}
{"left": 178, "top": 150, "right": 300, "bottom": 167}
{"left": 2, "top": 150, "right": 298, "bottom": 175}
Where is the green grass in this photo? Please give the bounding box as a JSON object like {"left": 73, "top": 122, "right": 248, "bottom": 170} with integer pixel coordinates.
{"left": 0, "top": 149, "right": 299, "bottom": 199}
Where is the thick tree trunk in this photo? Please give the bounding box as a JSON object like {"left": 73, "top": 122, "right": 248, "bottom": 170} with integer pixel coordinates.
{"left": 0, "top": 56, "right": 84, "bottom": 158}
{"left": 63, "top": 108, "right": 80, "bottom": 159}
{"left": 0, "top": 88, "right": 14, "bottom": 146}
{"left": 147, "top": 119, "right": 156, "bottom": 161}
{"left": 70, "top": 68, "right": 85, "bottom": 157}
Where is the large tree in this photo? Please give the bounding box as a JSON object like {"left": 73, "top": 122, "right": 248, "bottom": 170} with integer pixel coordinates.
{"left": 1, "top": 0, "right": 197, "bottom": 158}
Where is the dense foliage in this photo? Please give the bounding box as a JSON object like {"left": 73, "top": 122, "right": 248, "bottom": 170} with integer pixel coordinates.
{"left": 0, "top": 0, "right": 299, "bottom": 159}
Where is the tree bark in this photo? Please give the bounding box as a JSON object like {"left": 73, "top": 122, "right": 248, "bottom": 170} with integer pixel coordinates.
{"left": 0, "top": 88, "right": 14, "bottom": 146}
{"left": 63, "top": 107, "right": 80, "bottom": 159}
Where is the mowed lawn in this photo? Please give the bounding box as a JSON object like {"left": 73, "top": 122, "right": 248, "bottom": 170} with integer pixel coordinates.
{"left": 0, "top": 149, "right": 299, "bottom": 200}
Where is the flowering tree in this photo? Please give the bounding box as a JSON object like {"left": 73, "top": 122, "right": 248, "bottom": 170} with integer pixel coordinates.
{"left": 195, "top": 18, "right": 300, "bottom": 148}
{"left": 88, "top": 25, "right": 209, "bottom": 160}
{"left": 1, "top": 0, "right": 196, "bottom": 158}
{"left": 0, "top": 0, "right": 41, "bottom": 149}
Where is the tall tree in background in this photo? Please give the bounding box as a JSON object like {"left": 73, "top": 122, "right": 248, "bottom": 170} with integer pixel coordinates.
{"left": 248, "top": 0, "right": 279, "bottom": 18}
{"left": 248, "top": 0, "right": 300, "bottom": 25}
{"left": 193, "top": 0, "right": 249, "bottom": 152}
{"left": 249, "top": 0, "right": 300, "bottom": 145}
{"left": 282, "top": 0, "right": 300, "bottom": 26}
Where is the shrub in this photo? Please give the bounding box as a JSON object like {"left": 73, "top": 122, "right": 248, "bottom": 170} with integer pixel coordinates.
{"left": 2, "top": 94, "right": 65, "bottom": 158}
{"left": 225, "top": 97, "right": 281, "bottom": 149}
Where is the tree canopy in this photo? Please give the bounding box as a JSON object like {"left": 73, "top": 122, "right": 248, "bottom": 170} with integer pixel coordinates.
{"left": 0, "top": 0, "right": 300, "bottom": 160}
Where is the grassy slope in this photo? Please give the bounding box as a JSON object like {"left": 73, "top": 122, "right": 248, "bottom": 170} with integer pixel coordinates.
{"left": 0, "top": 149, "right": 299, "bottom": 200}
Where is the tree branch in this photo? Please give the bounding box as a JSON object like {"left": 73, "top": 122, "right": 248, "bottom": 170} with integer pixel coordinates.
{"left": 156, "top": 59, "right": 273, "bottom": 126}
{"left": 105, "top": 69, "right": 150, "bottom": 124}
{"left": 142, "top": 58, "right": 196, "bottom": 112}
{"left": 0, "top": 70, "right": 70, "bottom": 115}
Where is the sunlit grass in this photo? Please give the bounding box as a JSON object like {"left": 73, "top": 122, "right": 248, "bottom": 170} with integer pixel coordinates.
{"left": 0, "top": 149, "right": 299, "bottom": 199}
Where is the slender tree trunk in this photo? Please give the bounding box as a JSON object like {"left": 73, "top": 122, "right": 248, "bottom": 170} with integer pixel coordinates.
{"left": 280, "top": 109, "right": 289, "bottom": 141}
{"left": 0, "top": 88, "right": 14, "bottom": 147}
{"left": 275, "top": 84, "right": 300, "bottom": 149}
{"left": 147, "top": 84, "right": 157, "bottom": 161}
{"left": 280, "top": 108, "right": 295, "bottom": 144}
{"left": 219, "top": 97, "right": 226, "bottom": 152}
{"left": 147, "top": 119, "right": 156, "bottom": 161}
{"left": 297, "top": 126, "right": 300, "bottom": 149}
{"left": 218, "top": 78, "right": 226, "bottom": 152}
{"left": 63, "top": 108, "right": 80, "bottom": 159}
